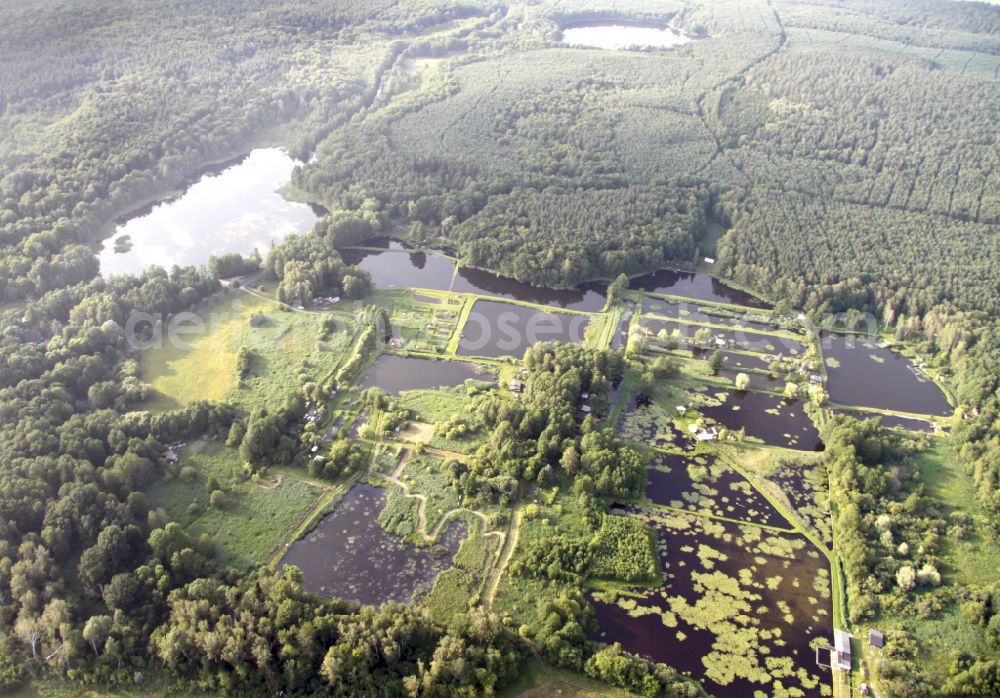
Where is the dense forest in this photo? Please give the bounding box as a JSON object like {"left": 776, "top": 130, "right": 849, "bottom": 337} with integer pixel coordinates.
{"left": 1, "top": 0, "right": 999, "bottom": 695}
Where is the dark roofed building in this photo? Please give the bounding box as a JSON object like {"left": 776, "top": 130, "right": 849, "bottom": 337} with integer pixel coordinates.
{"left": 869, "top": 630, "right": 884, "bottom": 649}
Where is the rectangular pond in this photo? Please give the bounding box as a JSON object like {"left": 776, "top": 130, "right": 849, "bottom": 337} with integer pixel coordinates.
{"left": 640, "top": 317, "right": 806, "bottom": 357}
{"left": 821, "top": 334, "right": 952, "bottom": 416}
{"left": 646, "top": 452, "right": 790, "bottom": 528}
{"left": 691, "top": 348, "right": 775, "bottom": 371}
{"left": 456, "top": 300, "right": 589, "bottom": 359}
{"left": 696, "top": 389, "right": 824, "bottom": 451}
{"left": 716, "top": 367, "right": 782, "bottom": 393}
{"left": 589, "top": 507, "right": 832, "bottom": 698}
{"left": 615, "top": 393, "right": 692, "bottom": 451}
{"left": 642, "top": 297, "right": 783, "bottom": 334}
{"left": 358, "top": 355, "right": 495, "bottom": 394}
{"left": 280, "top": 484, "right": 465, "bottom": 605}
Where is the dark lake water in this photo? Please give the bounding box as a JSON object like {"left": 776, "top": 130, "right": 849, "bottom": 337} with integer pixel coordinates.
{"left": 99, "top": 148, "right": 317, "bottom": 277}
{"left": 457, "top": 300, "right": 589, "bottom": 359}
{"left": 630, "top": 269, "right": 770, "bottom": 309}
{"left": 280, "top": 484, "right": 464, "bottom": 605}
{"left": 340, "top": 248, "right": 457, "bottom": 292}
{"left": 641, "top": 317, "right": 805, "bottom": 357}
{"left": 646, "top": 452, "right": 789, "bottom": 528}
{"left": 589, "top": 507, "right": 832, "bottom": 698}
{"left": 358, "top": 355, "right": 494, "bottom": 394}
{"left": 451, "top": 267, "right": 608, "bottom": 312}
{"left": 822, "top": 334, "right": 951, "bottom": 416}
{"left": 697, "top": 390, "right": 824, "bottom": 451}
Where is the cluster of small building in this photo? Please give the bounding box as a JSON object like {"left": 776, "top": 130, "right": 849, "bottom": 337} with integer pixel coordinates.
{"left": 689, "top": 424, "right": 718, "bottom": 441}
{"left": 819, "top": 629, "right": 884, "bottom": 695}
{"left": 796, "top": 361, "right": 824, "bottom": 385}
{"left": 303, "top": 400, "right": 321, "bottom": 425}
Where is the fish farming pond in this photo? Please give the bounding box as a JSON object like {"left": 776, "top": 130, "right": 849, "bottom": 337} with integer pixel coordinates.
{"left": 589, "top": 507, "right": 833, "bottom": 698}
{"left": 457, "top": 300, "right": 589, "bottom": 358}
{"left": 358, "top": 355, "right": 495, "bottom": 394}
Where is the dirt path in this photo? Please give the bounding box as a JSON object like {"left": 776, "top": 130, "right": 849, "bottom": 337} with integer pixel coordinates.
{"left": 483, "top": 491, "right": 523, "bottom": 608}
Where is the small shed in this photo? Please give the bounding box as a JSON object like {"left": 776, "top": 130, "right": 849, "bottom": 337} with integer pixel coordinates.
{"left": 868, "top": 630, "right": 884, "bottom": 649}
{"left": 510, "top": 379, "right": 523, "bottom": 393}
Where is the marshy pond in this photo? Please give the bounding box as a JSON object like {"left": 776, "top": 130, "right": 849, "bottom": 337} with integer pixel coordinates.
{"left": 616, "top": 393, "right": 691, "bottom": 451}
{"left": 822, "top": 334, "right": 951, "bottom": 416}
{"left": 640, "top": 317, "right": 806, "bottom": 357}
{"left": 358, "top": 355, "right": 494, "bottom": 394}
{"left": 643, "top": 298, "right": 783, "bottom": 334}
{"left": 589, "top": 507, "right": 832, "bottom": 698}
{"left": 646, "top": 452, "right": 789, "bottom": 528}
{"left": 697, "top": 390, "right": 824, "bottom": 451}
{"left": 691, "top": 348, "right": 775, "bottom": 372}
{"left": 99, "top": 148, "right": 317, "bottom": 277}
{"left": 280, "top": 484, "right": 464, "bottom": 605}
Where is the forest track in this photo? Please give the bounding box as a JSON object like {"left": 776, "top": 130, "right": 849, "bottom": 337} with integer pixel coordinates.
{"left": 483, "top": 490, "right": 523, "bottom": 608}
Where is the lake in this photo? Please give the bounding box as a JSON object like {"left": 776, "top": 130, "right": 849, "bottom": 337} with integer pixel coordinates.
{"left": 561, "top": 23, "right": 694, "bottom": 50}
{"left": 339, "top": 248, "right": 457, "bottom": 292}
{"left": 99, "top": 148, "right": 317, "bottom": 277}
{"left": 358, "top": 355, "right": 494, "bottom": 394}
{"left": 280, "top": 484, "right": 464, "bottom": 605}
{"left": 697, "top": 390, "right": 824, "bottom": 451}
{"left": 456, "top": 300, "right": 589, "bottom": 359}
{"left": 822, "top": 334, "right": 952, "bottom": 416}
{"left": 630, "top": 269, "right": 770, "bottom": 309}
